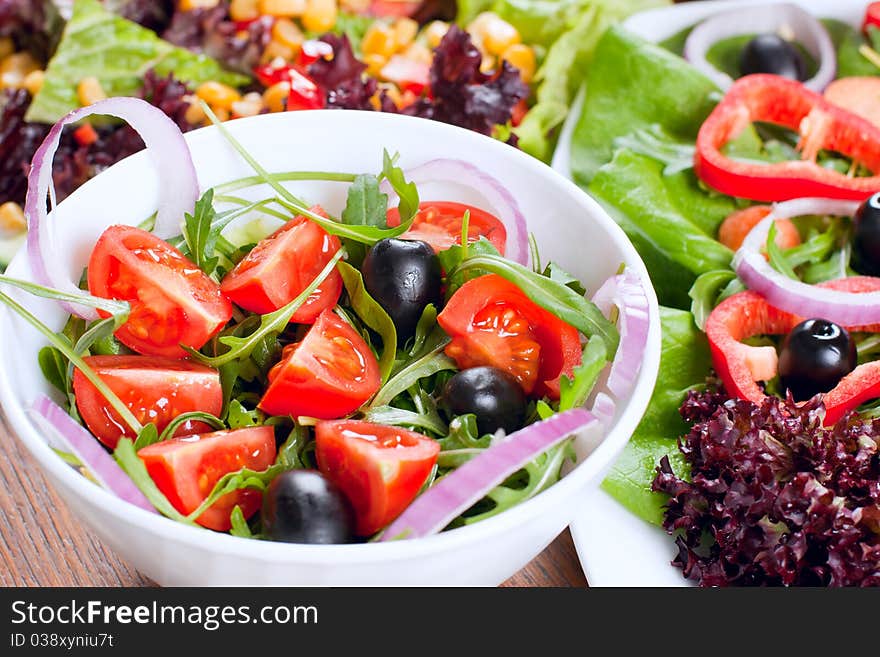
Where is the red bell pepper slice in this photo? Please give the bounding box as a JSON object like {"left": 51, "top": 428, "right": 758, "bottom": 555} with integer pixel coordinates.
{"left": 695, "top": 74, "right": 880, "bottom": 202}
{"left": 380, "top": 55, "right": 430, "bottom": 97}
{"left": 287, "top": 69, "right": 324, "bottom": 111}
{"left": 297, "top": 40, "right": 334, "bottom": 69}
{"left": 705, "top": 276, "right": 880, "bottom": 425}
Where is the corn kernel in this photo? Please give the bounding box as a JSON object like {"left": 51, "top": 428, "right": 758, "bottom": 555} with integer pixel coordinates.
{"left": 76, "top": 76, "right": 107, "bottom": 106}
{"left": 0, "top": 37, "right": 14, "bottom": 60}
{"left": 260, "top": 39, "right": 296, "bottom": 64}
{"left": 179, "top": 0, "right": 221, "bottom": 10}
{"left": 424, "top": 21, "right": 449, "bottom": 49}
{"left": 0, "top": 52, "right": 40, "bottom": 89}
{"left": 480, "top": 53, "right": 495, "bottom": 74}
{"left": 184, "top": 98, "right": 207, "bottom": 126}
{"left": 393, "top": 18, "right": 418, "bottom": 50}
{"left": 196, "top": 81, "right": 242, "bottom": 110}
{"left": 23, "top": 69, "right": 44, "bottom": 96}
{"left": 483, "top": 16, "right": 520, "bottom": 55}
{"left": 361, "top": 22, "right": 396, "bottom": 58}
{"left": 229, "top": 0, "right": 260, "bottom": 22}
{"left": 302, "top": 0, "right": 337, "bottom": 33}
{"left": 403, "top": 42, "right": 432, "bottom": 66}
{"left": 271, "top": 18, "right": 304, "bottom": 51}
{"left": 0, "top": 202, "right": 26, "bottom": 234}
{"left": 363, "top": 53, "right": 387, "bottom": 77}
{"left": 262, "top": 81, "right": 291, "bottom": 112}
{"left": 378, "top": 82, "right": 402, "bottom": 107}
{"left": 260, "top": 0, "right": 306, "bottom": 17}
{"left": 232, "top": 92, "right": 264, "bottom": 118}
{"left": 501, "top": 43, "right": 535, "bottom": 83}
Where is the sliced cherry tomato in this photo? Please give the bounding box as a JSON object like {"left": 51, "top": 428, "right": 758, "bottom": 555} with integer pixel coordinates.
{"left": 368, "top": 0, "right": 421, "bottom": 17}
{"left": 824, "top": 77, "right": 880, "bottom": 130}
{"left": 88, "top": 225, "right": 232, "bottom": 358}
{"left": 437, "top": 274, "right": 581, "bottom": 399}
{"left": 72, "top": 355, "right": 222, "bottom": 449}
{"left": 315, "top": 420, "right": 439, "bottom": 536}
{"left": 220, "top": 207, "right": 343, "bottom": 322}
{"left": 717, "top": 205, "right": 801, "bottom": 251}
{"left": 386, "top": 201, "right": 507, "bottom": 255}
{"left": 287, "top": 69, "right": 324, "bottom": 110}
{"left": 259, "top": 310, "right": 381, "bottom": 418}
{"left": 511, "top": 99, "right": 528, "bottom": 127}
{"left": 138, "top": 427, "right": 276, "bottom": 531}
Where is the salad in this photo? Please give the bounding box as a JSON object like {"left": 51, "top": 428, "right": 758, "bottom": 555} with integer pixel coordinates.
{"left": 569, "top": 1, "right": 880, "bottom": 586}
{"left": 0, "top": 0, "right": 668, "bottom": 267}
{"left": 2, "top": 94, "right": 650, "bottom": 544}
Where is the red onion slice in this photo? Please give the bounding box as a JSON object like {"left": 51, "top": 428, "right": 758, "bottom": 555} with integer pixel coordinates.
{"left": 379, "top": 158, "right": 530, "bottom": 266}
{"left": 25, "top": 98, "right": 198, "bottom": 319}
{"left": 683, "top": 3, "right": 837, "bottom": 92}
{"left": 591, "top": 392, "right": 616, "bottom": 428}
{"left": 732, "top": 197, "right": 880, "bottom": 325}
{"left": 30, "top": 394, "right": 155, "bottom": 513}
{"left": 381, "top": 408, "right": 600, "bottom": 540}
{"left": 590, "top": 268, "right": 651, "bottom": 403}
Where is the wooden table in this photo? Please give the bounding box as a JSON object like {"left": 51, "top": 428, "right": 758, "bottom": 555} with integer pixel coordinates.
{"left": 0, "top": 420, "right": 587, "bottom": 587}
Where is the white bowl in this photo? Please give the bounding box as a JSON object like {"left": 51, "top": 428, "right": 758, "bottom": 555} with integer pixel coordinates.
{"left": 0, "top": 110, "right": 660, "bottom": 586}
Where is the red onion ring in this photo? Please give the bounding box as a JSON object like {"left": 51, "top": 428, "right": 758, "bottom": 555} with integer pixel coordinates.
{"left": 25, "top": 98, "right": 198, "bottom": 319}
{"left": 683, "top": 3, "right": 837, "bottom": 92}
{"left": 30, "top": 394, "right": 155, "bottom": 513}
{"left": 379, "top": 158, "right": 530, "bottom": 266}
{"left": 381, "top": 409, "right": 600, "bottom": 540}
{"left": 732, "top": 197, "right": 880, "bottom": 325}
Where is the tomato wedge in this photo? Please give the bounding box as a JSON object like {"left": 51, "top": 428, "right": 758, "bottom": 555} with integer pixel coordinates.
{"left": 72, "top": 355, "right": 222, "bottom": 449}
{"left": 315, "top": 420, "right": 439, "bottom": 536}
{"left": 88, "top": 225, "right": 232, "bottom": 358}
{"left": 387, "top": 201, "right": 507, "bottom": 255}
{"left": 138, "top": 426, "right": 276, "bottom": 531}
{"left": 437, "top": 274, "right": 581, "bottom": 399}
{"left": 220, "top": 207, "right": 343, "bottom": 323}
{"left": 259, "top": 310, "right": 381, "bottom": 419}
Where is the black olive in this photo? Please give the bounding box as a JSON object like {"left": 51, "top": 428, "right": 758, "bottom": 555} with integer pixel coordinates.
{"left": 361, "top": 238, "right": 442, "bottom": 342}
{"left": 442, "top": 366, "right": 527, "bottom": 435}
{"left": 778, "top": 318, "right": 856, "bottom": 401}
{"left": 739, "top": 34, "right": 807, "bottom": 81}
{"left": 262, "top": 470, "right": 355, "bottom": 544}
{"left": 851, "top": 193, "right": 880, "bottom": 276}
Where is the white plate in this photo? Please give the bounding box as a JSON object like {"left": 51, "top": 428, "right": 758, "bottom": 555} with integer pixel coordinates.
{"left": 554, "top": 0, "right": 869, "bottom": 587}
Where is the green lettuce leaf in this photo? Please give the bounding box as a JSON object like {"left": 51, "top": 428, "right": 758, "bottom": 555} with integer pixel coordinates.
{"left": 27, "top": 0, "right": 248, "bottom": 123}
{"left": 600, "top": 307, "right": 711, "bottom": 525}
{"left": 588, "top": 149, "right": 736, "bottom": 308}
{"left": 570, "top": 25, "right": 720, "bottom": 185}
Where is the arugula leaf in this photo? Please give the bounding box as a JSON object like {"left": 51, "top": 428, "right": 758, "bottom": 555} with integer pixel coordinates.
{"left": 688, "top": 269, "right": 738, "bottom": 331}
{"left": 437, "top": 415, "right": 492, "bottom": 468}
{"left": 39, "top": 346, "right": 68, "bottom": 394}
{"left": 229, "top": 506, "right": 255, "bottom": 539}
{"left": 26, "top": 0, "right": 248, "bottom": 123}
{"left": 381, "top": 150, "right": 419, "bottom": 225}
{"left": 227, "top": 400, "right": 262, "bottom": 429}
{"left": 766, "top": 222, "right": 798, "bottom": 280}
{"left": 185, "top": 249, "right": 344, "bottom": 367}
{"left": 371, "top": 343, "right": 457, "bottom": 408}
{"left": 601, "top": 307, "right": 709, "bottom": 525}
{"left": 451, "top": 253, "right": 619, "bottom": 357}
{"left": 363, "top": 405, "right": 448, "bottom": 437}
{"left": 437, "top": 236, "right": 501, "bottom": 286}
{"left": 341, "top": 174, "right": 388, "bottom": 227}
{"left": 0, "top": 273, "right": 129, "bottom": 321}
{"left": 113, "top": 438, "right": 189, "bottom": 522}
{"left": 133, "top": 423, "right": 159, "bottom": 450}
{"left": 558, "top": 338, "right": 607, "bottom": 412}
{"left": 275, "top": 422, "right": 310, "bottom": 470}
{"left": 186, "top": 464, "right": 286, "bottom": 522}
{"left": 182, "top": 189, "right": 220, "bottom": 277}
{"left": 157, "top": 412, "right": 226, "bottom": 443}
{"left": 409, "top": 304, "right": 438, "bottom": 357}
{"left": 541, "top": 262, "right": 587, "bottom": 296}
{"left": 337, "top": 261, "right": 397, "bottom": 383}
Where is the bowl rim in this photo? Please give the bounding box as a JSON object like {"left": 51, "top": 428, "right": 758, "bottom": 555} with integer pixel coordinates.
{"left": 0, "top": 109, "right": 661, "bottom": 564}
